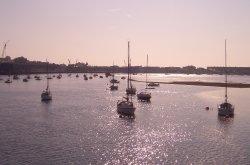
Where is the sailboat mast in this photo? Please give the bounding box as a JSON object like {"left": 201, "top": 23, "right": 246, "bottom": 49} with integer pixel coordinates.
{"left": 146, "top": 54, "right": 148, "bottom": 89}
{"left": 127, "top": 41, "right": 130, "bottom": 89}
{"left": 225, "top": 40, "right": 228, "bottom": 103}
{"left": 112, "top": 61, "right": 115, "bottom": 86}
{"left": 46, "top": 61, "right": 49, "bottom": 90}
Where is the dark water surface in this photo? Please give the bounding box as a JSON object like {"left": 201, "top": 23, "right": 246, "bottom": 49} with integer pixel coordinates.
{"left": 0, "top": 74, "right": 250, "bottom": 164}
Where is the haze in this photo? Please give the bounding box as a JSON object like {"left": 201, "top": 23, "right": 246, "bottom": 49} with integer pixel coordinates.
{"left": 1, "top": 0, "right": 250, "bottom": 67}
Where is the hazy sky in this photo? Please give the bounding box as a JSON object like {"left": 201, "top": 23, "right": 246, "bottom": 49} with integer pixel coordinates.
{"left": 1, "top": 0, "right": 250, "bottom": 67}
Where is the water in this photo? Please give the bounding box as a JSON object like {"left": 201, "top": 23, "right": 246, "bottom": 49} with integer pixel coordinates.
{"left": 0, "top": 74, "right": 250, "bottom": 164}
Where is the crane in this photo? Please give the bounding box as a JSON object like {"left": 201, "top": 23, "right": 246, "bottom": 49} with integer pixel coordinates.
{"left": 1, "top": 40, "right": 10, "bottom": 58}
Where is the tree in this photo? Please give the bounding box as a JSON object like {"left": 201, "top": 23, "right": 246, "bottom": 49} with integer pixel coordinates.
{"left": 13, "top": 56, "right": 29, "bottom": 63}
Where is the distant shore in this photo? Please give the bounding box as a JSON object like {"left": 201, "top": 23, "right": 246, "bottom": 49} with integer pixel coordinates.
{"left": 132, "top": 79, "right": 250, "bottom": 88}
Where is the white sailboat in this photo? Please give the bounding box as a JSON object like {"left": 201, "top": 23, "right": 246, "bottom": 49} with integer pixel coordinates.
{"left": 41, "top": 61, "right": 52, "bottom": 101}
{"left": 137, "top": 54, "right": 151, "bottom": 101}
{"left": 126, "top": 41, "right": 136, "bottom": 95}
{"left": 117, "top": 41, "right": 136, "bottom": 117}
{"left": 218, "top": 40, "right": 234, "bottom": 116}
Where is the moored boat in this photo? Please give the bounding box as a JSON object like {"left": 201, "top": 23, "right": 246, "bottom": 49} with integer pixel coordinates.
{"left": 218, "top": 40, "right": 234, "bottom": 116}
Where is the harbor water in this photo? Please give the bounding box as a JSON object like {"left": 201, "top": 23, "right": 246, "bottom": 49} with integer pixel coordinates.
{"left": 0, "top": 74, "right": 250, "bottom": 164}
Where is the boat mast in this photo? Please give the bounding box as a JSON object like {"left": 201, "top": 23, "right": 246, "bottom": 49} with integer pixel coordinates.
{"left": 225, "top": 40, "right": 228, "bottom": 103}
{"left": 112, "top": 61, "right": 115, "bottom": 86}
{"left": 146, "top": 54, "right": 148, "bottom": 89}
{"left": 46, "top": 60, "right": 49, "bottom": 90}
{"left": 127, "top": 41, "right": 130, "bottom": 90}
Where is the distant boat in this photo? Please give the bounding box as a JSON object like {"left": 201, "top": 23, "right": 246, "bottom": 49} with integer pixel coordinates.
{"left": 117, "top": 41, "right": 136, "bottom": 118}
{"left": 148, "top": 82, "right": 160, "bottom": 87}
{"left": 110, "top": 79, "right": 120, "bottom": 84}
{"left": 76, "top": 74, "right": 79, "bottom": 78}
{"left": 137, "top": 54, "right": 151, "bottom": 101}
{"left": 121, "top": 76, "right": 126, "bottom": 80}
{"left": 126, "top": 41, "right": 136, "bottom": 95}
{"left": 5, "top": 67, "right": 12, "bottom": 83}
{"left": 41, "top": 61, "right": 52, "bottom": 101}
{"left": 5, "top": 77, "right": 12, "bottom": 84}
{"left": 99, "top": 75, "right": 103, "bottom": 78}
{"left": 218, "top": 40, "right": 234, "bottom": 116}
{"left": 110, "top": 62, "right": 118, "bottom": 90}
{"left": 35, "top": 76, "right": 41, "bottom": 80}
{"left": 23, "top": 78, "right": 28, "bottom": 82}
{"left": 105, "top": 72, "right": 111, "bottom": 77}
{"left": 83, "top": 74, "right": 88, "bottom": 80}
{"left": 57, "top": 74, "right": 62, "bottom": 79}
{"left": 13, "top": 75, "right": 19, "bottom": 80}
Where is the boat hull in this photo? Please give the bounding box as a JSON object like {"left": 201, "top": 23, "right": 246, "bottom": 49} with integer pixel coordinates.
{"left": 41, "top": 91, "right": 52, "bottom": 101}
{"left": 126, "top": 88, "right": 136, "bottom": 95}
{"left": 137, "top": 92, "right": 151, "bottom": 101}
{"left": 218, "top": 102, "right": 234, "bottom": 116}
{"left": 117, "top": 100, "right": 136, "bottom": 116}
{"left": 110, "top": 85, "right": 118, "bottom": 90}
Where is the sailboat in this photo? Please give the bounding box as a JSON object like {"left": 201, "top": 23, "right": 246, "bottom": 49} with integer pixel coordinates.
{"left": 218, "top": 40, "right": 234, "bottom": 116}
{"left": 5, "top": 63, "right": 12, "bottom": 83}
{"left": 126, "top": 41, "right": 136, "bottom": 95}
{"left": 117, "top": 41, "right": 136, "bottom": 117}
{"left": 137, "top": 54, "right": 151, "bottom": 101}
{"left": 5, "top": 76, "right": 12, "bottom": 83}
{"left": 110, "top": 62, "right": 118, "bottom": 90}
{"left": 41, "top": 61, "right": 52, "bottom": 101}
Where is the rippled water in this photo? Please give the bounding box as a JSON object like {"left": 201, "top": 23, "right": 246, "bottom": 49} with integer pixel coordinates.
{"left": 0, "top": 74, "right": 250, "bottom": 164}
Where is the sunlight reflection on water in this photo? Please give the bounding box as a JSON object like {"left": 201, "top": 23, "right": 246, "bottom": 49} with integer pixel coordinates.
{"left": 0, "top": 74, "right": 250, "bottom": 164}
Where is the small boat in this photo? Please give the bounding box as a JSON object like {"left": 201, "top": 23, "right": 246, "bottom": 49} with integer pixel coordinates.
{"left": 117, "top": 96, "right": 136, "bottom": 117}
{"left": 89, "top": 76, "right": 93, "bottom": 79}
{"left": 13, "top": 75, "right": 19, "bottom": 80}
{"left": 137, "top": 54, "right": 151, "bottom": 101}
{"left": 5, "top": 78, "right": 12, "bottom": 84}
{"left": 76, "top": 74, "right": 79, "bottom": 78}
{"left": 121, "top": 76, "right": 126, "bottom": 80}
{"left": 110, "top": 78, "right": 120, "bottom": 83}
{"left": 126, "top": 41, "right": 136, "bottom": 95}
{"left": 110, "top": 62, "right": 118, "bottom": 91}
{"left": 41, "top": 61, "right": 52, "bottom": 101}
{"left": 35, "top": 76, "right": 41, "bottom": 80}
{"left": 27, "top": 75, "right": 31, "bottom": 79}
{"left": 41, "top": 87, "right": 52, "bottom": 101}
{"left": 105, "top": 72, "right": 111, "bottom": 77}
{"left": 99, "top": 75, "right": 103, "bottom": 78}
{"left": 137, "top": 91, "right": 151, "bottom": 101}
{"left": 117, "top": 42, "right": 136, "bottom": 117}
{"left": 57, "top": 74, "right": 62, "bottom": 79}
{"left": 148, "top": 82, "right": 160, "bottom": 87}
{"left": 93, "top": 73, "right": 98, "bottom": 77}
{"left": 83, "top": 74, "right": 88, "bottom": 80}
{"left": 23, "top": 78, "right": 28, "bottom": 82}
{"left": 218, "top": 40, "right": 234, "bottom": 116}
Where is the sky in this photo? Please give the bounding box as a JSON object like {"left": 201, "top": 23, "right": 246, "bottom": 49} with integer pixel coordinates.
{"left": 1, "top": 0, "right": 250, "bottom": 67}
